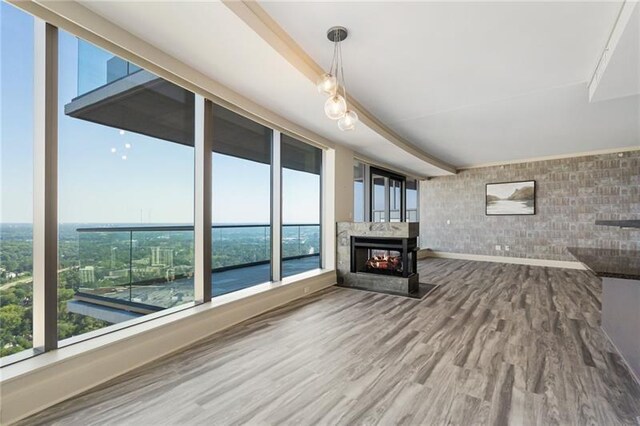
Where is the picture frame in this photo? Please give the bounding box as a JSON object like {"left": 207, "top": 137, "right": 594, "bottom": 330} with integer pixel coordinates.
{"left": 485, "top": 180, "right": 536, "bottom": 216}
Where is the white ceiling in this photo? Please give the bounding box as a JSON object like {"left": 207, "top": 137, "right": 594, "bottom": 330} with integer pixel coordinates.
{"left": 591, "top": 2, "right": 640, "bottom": 103}
{"left": 76, "top": 0, "right": 449, "bottom": 177}
{"left": 262, "top": 1, "right": 640, "bottom": 166}
{"left": 76, "top": 1, "right": 639, "bottom": 174}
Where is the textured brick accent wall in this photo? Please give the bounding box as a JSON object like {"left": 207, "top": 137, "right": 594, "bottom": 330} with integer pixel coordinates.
{"left": 420, "top": 150, "right": 640, "bottom": 261}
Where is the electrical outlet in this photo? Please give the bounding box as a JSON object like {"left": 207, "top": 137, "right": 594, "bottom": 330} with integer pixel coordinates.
{"left": 495, "top": 245, "right": 502, "bottom": 251}
{"left": 504, "top": 245, "right": 510, "bottom": 251}
{"left": 446, "top": 219, "right": 450, "bottom": 225}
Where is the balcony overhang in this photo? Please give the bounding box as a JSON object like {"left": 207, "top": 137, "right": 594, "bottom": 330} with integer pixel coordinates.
{"left": 64, "top": 70, "right": 195, "bottom": 146}
{"left": 63, "top": 71, "right": 310, "bottom": 171}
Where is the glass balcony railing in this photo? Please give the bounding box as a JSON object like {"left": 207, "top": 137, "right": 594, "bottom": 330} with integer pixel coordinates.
{"left": 282, "top": 224, "right": 321, "bottom": 259}
{"left": 212, "top": 225, "right": 271, "bottom": 270}
{"left": 406, "top": 209, "right": 418, "bottom": 222}
{"left": 74, "top": 224, "right": 320, "bottom": 311}
{"left": 76, "top": 226, "right": 195, "bottom": 310}
{"left": 77, "top": 39, "right": 143, "bottom": 96}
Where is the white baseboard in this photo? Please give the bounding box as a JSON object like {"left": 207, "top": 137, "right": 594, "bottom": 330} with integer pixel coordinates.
{"left": 0, "top": 271, "right": 337, "bottom": 425}
{"left": 419, "top": 250, "right": 586, "bottom": 270}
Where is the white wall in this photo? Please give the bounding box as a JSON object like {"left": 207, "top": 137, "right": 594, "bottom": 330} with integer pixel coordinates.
{"left": 334, "top": 145, "right": 355, "bottom": 223}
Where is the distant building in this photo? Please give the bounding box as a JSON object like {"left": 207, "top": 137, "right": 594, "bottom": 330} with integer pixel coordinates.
{"left": 79, "top": 266, "right": 96, "bottom": 284}
{"left": 107, "top": 269, "right": 130, "bottom": 281}
{"left": 150, "top": 247, "right": 174, "bottom": 267}
{"left": 110, "top": 247, "right": 118, "bottom": 269}
{"left": 165, "top": 267, "right": 176, "bottom": 281}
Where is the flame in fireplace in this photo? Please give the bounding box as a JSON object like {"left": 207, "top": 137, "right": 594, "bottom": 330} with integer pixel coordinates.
{"left": 366, "top": 254, "right": 402, "bottom": 272}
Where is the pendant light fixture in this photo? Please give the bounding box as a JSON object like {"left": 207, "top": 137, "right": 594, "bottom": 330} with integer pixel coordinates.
{"left": 324, "top": 94, "right": 347, "bottom": 120}
{"left": 317, "top": 26, "right": 358, "bottom": 131}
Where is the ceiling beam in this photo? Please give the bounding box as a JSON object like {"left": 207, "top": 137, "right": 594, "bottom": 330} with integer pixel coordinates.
{"left": 223, "top": 0, "right": 457, "bottom": 175}
{"left": 588, "top": 1, "right": 639, "bottom": 102}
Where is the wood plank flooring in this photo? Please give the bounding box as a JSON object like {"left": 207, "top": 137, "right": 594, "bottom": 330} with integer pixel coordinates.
{"left": 20, "top": 259, "right": 640, "bottom": 425}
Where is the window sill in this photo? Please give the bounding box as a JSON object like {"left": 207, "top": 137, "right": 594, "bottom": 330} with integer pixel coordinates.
{"left": 0, "top": 268, "right": 334, "bottom": 382}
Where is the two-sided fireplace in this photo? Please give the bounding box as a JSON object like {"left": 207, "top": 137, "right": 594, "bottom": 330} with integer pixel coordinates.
{"left": 337, "top": 222, "right": 421, "bottom": 297}
{"left": 351, "top": 236, "right": 417, "bottom": 278}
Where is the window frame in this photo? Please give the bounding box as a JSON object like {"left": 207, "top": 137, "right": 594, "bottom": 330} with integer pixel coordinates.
{"left": 279, "top": 134, "right": 323, "bottom": 279}
{"left": 405, "top": 178, "right": 420, "bottom": 222}
{"left": 369, "top": 166, "right": 406, "bottom": 223}
{"left": 353, "top": 160, "right": 420, "bottom": 224}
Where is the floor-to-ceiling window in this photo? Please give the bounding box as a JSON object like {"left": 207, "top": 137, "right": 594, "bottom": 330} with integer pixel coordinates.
{"left": 57, "top": 32, "right": 195, "bottom": 341}
{"left": 406, "top": 179, "right": 419, "bottom": 222}
{"left": 356, "top": 161, "right": 418, "bottom": 223}
{"left": 389, "top": 178, "right": 402, "bottom": 222}
{"left": 371, "top": 167, "right": 405, "bottom": 223}
{"left": 371, "top": 173, "right": 386, "bottom": 222}
{"left": 211, "top": 106, "right": 272, "bottom": 295}
{"left": 0, "top": 2, "right": 331, "bottom": 365}
{"left": 281, "top": 135, "right": 322, "bottom": 278}
{"left": 0, "top": 2, "right": 34, "bottom": 358}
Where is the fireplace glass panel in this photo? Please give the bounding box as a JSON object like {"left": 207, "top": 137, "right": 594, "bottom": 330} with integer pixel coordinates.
{"left": 351, "top": 236, "right": 417, "bottom": 278}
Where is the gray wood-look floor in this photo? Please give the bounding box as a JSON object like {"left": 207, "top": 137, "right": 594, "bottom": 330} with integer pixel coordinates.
{"left": 20, "top": 259, "right": 640, "bottom": 425}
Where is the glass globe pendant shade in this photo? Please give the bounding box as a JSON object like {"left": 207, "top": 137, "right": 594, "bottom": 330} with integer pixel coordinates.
{"left": 338, "top": 110, "right": 358, "bottom": 131}
{"left": 316, "top": 73, "right": 337, "bottom": 95}
{"left": 324, "top": 94, "right": 347, "bottom": 120}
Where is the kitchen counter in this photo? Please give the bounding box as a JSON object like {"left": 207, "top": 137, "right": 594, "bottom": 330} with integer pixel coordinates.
{"left": 595, "top": 220, "right": 640, "bottom": 229}
{"left": 567, "top": 247, "right": 640, "bottom": 281}
{"left": 568, "top": 244, "right": 640, "bottom": 382}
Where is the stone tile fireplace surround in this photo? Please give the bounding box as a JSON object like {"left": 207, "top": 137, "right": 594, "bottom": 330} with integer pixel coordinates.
{"left": 336, "top": 222, "right": 420, "bottom": 296}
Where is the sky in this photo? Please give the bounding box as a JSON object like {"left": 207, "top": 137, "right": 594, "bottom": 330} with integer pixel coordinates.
{"left": 1, "top": 2, "right": 320, "bottom": 225}
{"left": 1, "top": 3, "right": 34, "bottom": 224}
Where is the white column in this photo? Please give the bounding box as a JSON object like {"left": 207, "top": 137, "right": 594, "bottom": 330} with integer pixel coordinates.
{"left": 32, "top": 21, "right": 58, "bottom": 351}
{"left": 271, "top": 131, "right": 282, "bottom": 281}
{"left": 322, "top": 148, "right": 336, "bottom": 270}
{"left": 194, "top": 95, "right": 212, "bottom": 302}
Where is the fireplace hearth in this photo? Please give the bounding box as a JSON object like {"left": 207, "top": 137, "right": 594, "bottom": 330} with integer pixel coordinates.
{"left": 337, "top": 222, "right": 421, "bottom": 296}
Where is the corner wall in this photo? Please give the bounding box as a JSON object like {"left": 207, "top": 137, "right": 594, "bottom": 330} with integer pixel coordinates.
{"left": 334, "top": 145, "right": 355, "bottom": 222}
{"left": 420, "top": 150, "right": 640, "bottom": 261}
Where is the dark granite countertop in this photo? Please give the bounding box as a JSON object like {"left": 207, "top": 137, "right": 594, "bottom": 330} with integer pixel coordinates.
{"left": 567, "top": 247, "right": 640, "bottom": 281}
{"left": 595, "top": 220, "right": 640, "bottom": 229}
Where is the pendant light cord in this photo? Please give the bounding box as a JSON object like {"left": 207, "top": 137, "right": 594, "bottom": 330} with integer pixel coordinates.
{"left": 329, "top": 29, "right": 339, "bottom": 79}
{"left": 338, "top": 37, "right": 348, "bottom": 105}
